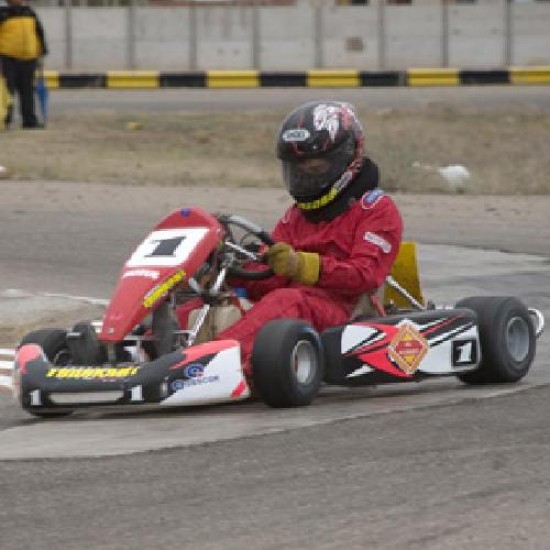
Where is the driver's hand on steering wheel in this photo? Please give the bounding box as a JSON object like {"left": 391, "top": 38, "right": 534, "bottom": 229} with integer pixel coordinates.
{"left": 265, "top": 242, "right": 320, "bottom": 285}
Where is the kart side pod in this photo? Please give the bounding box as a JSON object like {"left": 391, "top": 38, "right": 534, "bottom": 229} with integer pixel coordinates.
{"left": 322, "top": 308, "right": 481, "bottom": 386}
{"left": 323, "top": 296, "right": 541, "bottom": 388}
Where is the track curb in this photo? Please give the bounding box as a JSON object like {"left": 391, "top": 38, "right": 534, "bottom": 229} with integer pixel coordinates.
{"left": 41, "top": 66, "right": 550, "bottom": 89}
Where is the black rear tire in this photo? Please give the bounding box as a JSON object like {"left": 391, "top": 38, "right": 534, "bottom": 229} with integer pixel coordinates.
{"left": 252, "top": 319, "right": 324, "bottom": 408}
{"left": 20, "top": 329, "right": 71, "bottom": 366}
{"left": 18, "top": 329, "right": 73, "bottom": 418}
{"left": 455, "top": 296, "right": 535, "bottom": 385}
{"left": 67, "top": 321, "right": 106, "bottom": 365}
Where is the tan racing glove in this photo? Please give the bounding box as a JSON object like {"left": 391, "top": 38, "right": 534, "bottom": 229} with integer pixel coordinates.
{"left": 265, "top": 242, "right": 320, "bottom": 286}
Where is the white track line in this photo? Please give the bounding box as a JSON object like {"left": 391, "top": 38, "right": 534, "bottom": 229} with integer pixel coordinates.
{"left": 0, "top": 376, "right": 13, "bottom": 391}
{"left": 0, "top": 290, "right": 108, "bottom": 391}
{"left": 43, "top": 293, "right": 109, "bottom": 306}
{"left": 0, "top": 351, "right": 15, "bottom": 389}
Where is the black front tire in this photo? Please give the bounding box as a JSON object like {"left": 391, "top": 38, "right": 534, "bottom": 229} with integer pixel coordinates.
{"left": 455, "top": 296, "right": 536, "bottom": 385}
{"left": 252, "top": 319, "right": 324, "bottom": 408}
{"left": 18, "top": 328, "right": 73, "bottom": 418}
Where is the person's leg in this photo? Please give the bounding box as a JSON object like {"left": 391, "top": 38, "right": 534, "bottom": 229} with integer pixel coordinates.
{"left": 176, "top": 298, "right": 204, "bottom": 330}
{"left": 1, "top": 57, "right": 16, "bottom": 127}
{"left": 17, "top": 59, "right": 39, "bottom": 128}
{"left": 217, "top": 287, "right": 349, "bottom": 376}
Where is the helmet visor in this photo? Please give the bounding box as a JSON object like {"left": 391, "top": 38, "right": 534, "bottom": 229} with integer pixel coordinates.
{"left": 282, "top": 138, "right": 355, "bottom": 200}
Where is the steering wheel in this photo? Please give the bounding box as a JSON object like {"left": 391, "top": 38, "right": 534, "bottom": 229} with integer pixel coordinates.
{"left": 216, "top": 214, "right": 275, "bottom": 280}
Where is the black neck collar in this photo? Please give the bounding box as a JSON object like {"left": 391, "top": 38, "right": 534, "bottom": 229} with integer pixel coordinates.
{"left": 299, "top": 158, "right": 380, "bottom": 223}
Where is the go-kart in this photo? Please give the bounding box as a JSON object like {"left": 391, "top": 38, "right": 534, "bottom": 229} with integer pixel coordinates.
{"left": 13, "top": 207, "right": 545, "bottom": 417}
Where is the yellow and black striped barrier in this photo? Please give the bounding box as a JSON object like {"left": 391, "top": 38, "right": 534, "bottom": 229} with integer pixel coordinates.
{"left": 42, "top": 67, "right": 550, "bottom": 89}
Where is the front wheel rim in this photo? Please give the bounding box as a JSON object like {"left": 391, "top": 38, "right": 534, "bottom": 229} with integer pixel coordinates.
{"left": 506, "top": 316, "right": 530, "bottom": 363}
{"left": 291, "top": 340, "right": 317, "bottom": 385}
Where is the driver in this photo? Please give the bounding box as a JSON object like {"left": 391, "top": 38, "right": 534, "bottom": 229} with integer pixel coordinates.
{"left": 215, "top": 100, "right": 403, "bottom": 378}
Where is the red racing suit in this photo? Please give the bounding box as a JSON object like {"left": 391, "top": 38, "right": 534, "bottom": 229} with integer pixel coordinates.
{"left": 216, "top": 188, "right": 403, "bottom": 375}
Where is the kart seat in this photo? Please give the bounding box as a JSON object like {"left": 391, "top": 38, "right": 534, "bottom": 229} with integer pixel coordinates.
{"left": 383, "top": 241, "right": 424, "bottom": 309}
{"left": 351, "top": 241, "right": 425, "bottom": 318}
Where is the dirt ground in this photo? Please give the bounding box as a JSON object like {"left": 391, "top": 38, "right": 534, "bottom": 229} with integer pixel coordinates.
{"left": 0, "top": 101, "right": 549, "bottom": 194}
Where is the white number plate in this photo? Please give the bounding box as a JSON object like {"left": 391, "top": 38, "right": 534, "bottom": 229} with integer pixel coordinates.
{"left": 126, "top": 228, "right": 209, "bottom": 268}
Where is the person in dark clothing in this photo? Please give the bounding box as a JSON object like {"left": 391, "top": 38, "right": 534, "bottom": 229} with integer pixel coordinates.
{"left": 0, "top": 0, "right": 48, "bottom": 129}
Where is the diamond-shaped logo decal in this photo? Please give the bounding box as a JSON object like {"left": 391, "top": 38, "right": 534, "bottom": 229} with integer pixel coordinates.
{"left": 388, "top": 322, "right": 429, "bottom": 375}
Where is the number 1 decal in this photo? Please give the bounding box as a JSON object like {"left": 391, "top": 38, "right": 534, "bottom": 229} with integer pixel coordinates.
{"left": 146, "top": 236, "right": 188, "bottom": 258}
{"left": 452, "top": 339, "right": 478, "bottom": 366}
{"left": 126, "top": 228, "right": 209, "bottom": 268}
{"left": 457, "top": 341, "right": 473, "bottom": 363}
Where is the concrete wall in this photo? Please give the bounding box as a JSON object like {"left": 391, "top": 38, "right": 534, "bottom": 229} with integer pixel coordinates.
{"left": 37, "top": 2, "right": 550, "bottom": 71}
{"left": 259, "top": 6, "right": 317, "bottom": 69}
{"left": 320, "top": 6, "right": 379, "bottom": 69}
{"left": 385, "top": 2, "right": 444, "bottom": 68}
{"left": 513, "top": 3, "right": 550, "bottom": 66}
{"left": 134, "top": 9, "right": 191, "bottom": 70}
{"left": 449, "top": 1, "right": 506, "bottom": 68}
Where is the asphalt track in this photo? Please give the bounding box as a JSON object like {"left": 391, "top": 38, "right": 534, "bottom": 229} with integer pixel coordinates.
{"left": 50, "top": 85, "right": 550, "bottom": 113}
{"left": 0, "top": 87, "right": 550, "bottom": 549}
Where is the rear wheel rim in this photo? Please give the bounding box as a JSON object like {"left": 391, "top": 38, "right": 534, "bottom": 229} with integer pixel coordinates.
{"left": 53, "top": 348, "right": 71, "bottom": 366}
{"left": 506, "top": 316, "right": 530, "bottom": 363}
{"left": 291, "top": 340, "right": 316, "bottom": 385}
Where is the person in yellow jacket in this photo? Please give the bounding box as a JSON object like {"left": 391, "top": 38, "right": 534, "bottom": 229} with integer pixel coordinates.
{"left": 0, "top": 0, "right": 47, "bottom": 129}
